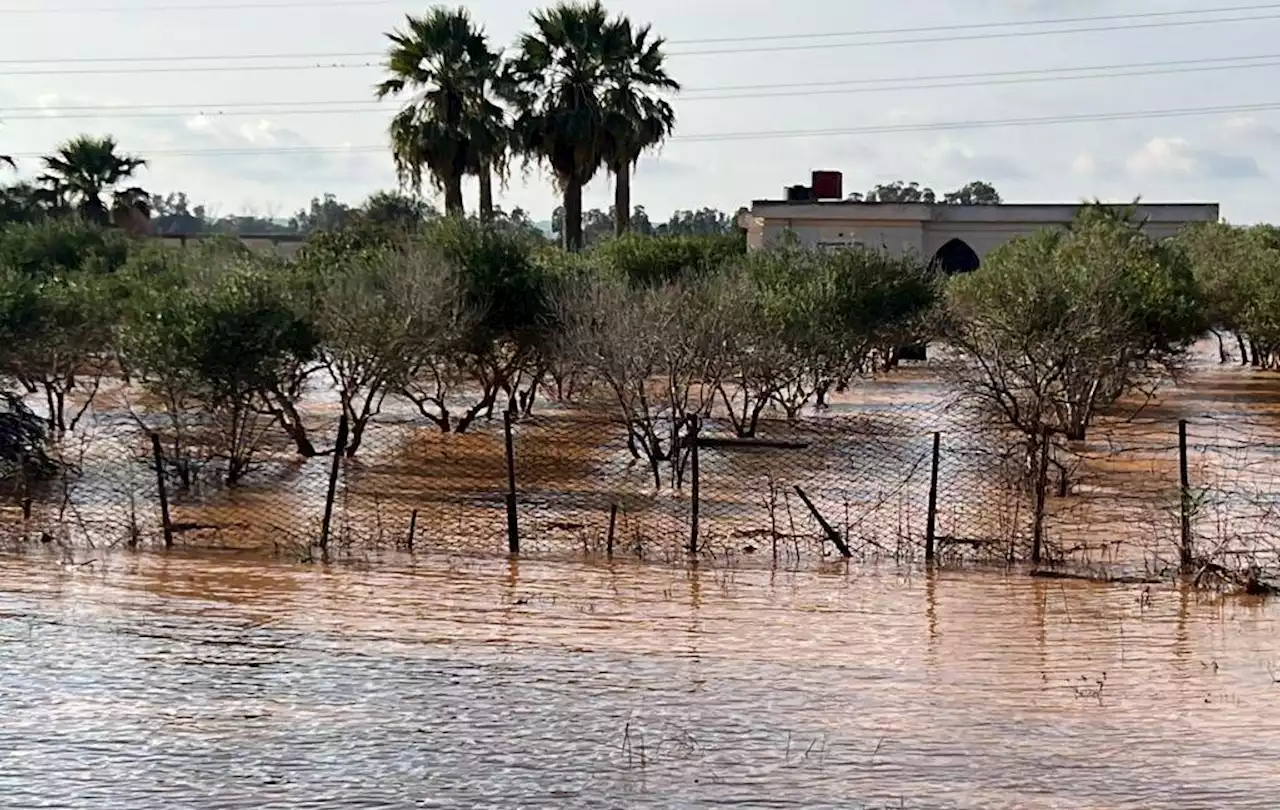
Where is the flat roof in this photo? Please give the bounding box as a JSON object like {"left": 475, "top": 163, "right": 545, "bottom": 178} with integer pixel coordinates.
{"left": 747, "top": 200, "right": 1220, "bottom": 224}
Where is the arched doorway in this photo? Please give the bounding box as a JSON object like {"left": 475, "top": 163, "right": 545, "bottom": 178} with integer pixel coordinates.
{"left": 930, "top": 238, "right": 981, "bottom": 275}
{"left": 894, "top": 240, "right": 981, "bottom": 363}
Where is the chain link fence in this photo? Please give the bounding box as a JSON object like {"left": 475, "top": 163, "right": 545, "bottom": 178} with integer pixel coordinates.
{"left": 2, "top": 389, "right": 1279, "bottom": 585}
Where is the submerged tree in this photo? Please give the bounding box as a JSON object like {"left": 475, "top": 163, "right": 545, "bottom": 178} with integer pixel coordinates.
{"left": 945, "top": 206, "right": 1204, "bottom": 444}
{"left": 120, "top": 254, "right": 319, "bottom": 486}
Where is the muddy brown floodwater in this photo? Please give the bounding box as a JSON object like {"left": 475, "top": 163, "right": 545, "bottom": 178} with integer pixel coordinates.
{"left": 1, "top": 551, "right": 1278, "bottom": 809}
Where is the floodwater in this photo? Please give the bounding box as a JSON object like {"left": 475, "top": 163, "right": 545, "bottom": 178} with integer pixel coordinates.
{"left": 2, "top": 552, "right": 1279, "bottom": 809}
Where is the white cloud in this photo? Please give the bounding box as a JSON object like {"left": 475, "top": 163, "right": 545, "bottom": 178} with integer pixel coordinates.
{"left": 1071, "top": 153, "right": 1098, "bottom": 176}
{"left": 1222, "top": 115, "right": 1280, "bottom": 144}
{"left": 1125, "top": 137, "right": 1262, "bottom": 180}
{"left": 921, "top": 136, "right": 1024, "bottom": 180}
{"left": 35, "top": 93, "right": 61, "bottom": 117}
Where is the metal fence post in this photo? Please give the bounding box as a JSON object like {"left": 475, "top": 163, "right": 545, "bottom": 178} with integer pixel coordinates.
{"left": 926, "top": 431, "right": 940, "bottom": 563}
{"left": 150, "top": 432, "right": 173, "bottom": 549}
{"left": 504, "top": 409, "right": 520, "bottom": 555}
{"left": 1030, "top": 429, "right": 1051, "bottom": 564}
{"left": 688, "top": 417, "right": 700, "bottom": 555}
{"left": 1179, "top": 419, "right": 1194, "bottom": 572}
{"left": 607, "top": 503, "right": 618, "bottom": 558}
{"left": 319, "top": 414, "right": 348, "bottom": 552}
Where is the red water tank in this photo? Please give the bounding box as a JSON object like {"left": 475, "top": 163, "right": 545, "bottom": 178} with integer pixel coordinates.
{"left": 810, "top": 170, "right": 843, "bottom": 200}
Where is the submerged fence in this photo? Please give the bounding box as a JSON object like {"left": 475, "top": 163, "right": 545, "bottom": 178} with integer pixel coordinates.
{"left": 3, "top": 399, "right": 1279, "bottom": 583}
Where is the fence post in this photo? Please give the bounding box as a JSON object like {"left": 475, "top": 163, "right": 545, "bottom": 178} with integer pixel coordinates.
{"left": 1031, "top": 428, "right": 1050, "bottom": 564}
{"left": 925, "top": 432, "right": 940, "bottom": 563}
{"left": 150, "top": 432, "right": 173, "bottom": 549}
{"left": 607, "top": 503, "right": 618, "bottom": 558}
{"left": 1179, "top": 419, "right": 1193, "bottom": 572}
{"left": 318, "top": 414, "right": 348, "bottom": 552}
{"left": 688, "top": 416, "right": 700, "bottom": 555}
{"left": 504, "top": 409, "right": 519, "bottom": 555}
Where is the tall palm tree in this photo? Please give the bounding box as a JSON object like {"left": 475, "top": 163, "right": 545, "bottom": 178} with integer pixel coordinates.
{"left": 601, "top": 19, "right": 678, "bottom": 236}
{"left": 468, "top": 61, "right": 511, "bottom": 224}
{"left": 503, "top": 0, "right": 622, "bottom": 252}
{"left": 39, "top": 135, "right": 146, "bottom": 226}
{"left": 376, "top": 6, "right": 507, "bottom": 221}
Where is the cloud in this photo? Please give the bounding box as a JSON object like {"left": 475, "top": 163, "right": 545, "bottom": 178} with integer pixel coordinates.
{"left": 35, "top": 94, "right": 61, "bottom": 117}
{"left": 137, "top": 114, "right": 380, "bottom": 189}
{"left": 634, "top": 153, "right": 698, "bottom": 179}
{"left": 1070, "top": 151, "right": 1122, "bottom": 179}
{"left": 1222, "top": 115, "right": 1280, "bottom": 144}
{"left": 921, "top": 137, "right": 1025, "bottom": 180}
{"left": 1125, "top": 136, "right": 1262, "bottom": 180}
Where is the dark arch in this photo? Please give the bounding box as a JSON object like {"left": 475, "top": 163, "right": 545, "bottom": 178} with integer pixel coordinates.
{"left": 931, "top": 238, "right": 981, "bottom": 275}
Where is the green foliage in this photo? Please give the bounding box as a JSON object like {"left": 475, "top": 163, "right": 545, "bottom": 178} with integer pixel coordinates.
{"left": 592, "top": 232, "right": 745, "bottom": 286}
{"left": 503, "top": 1, "right": 678, "bottom": 248}
{"left": 948, "top": 207, "right": 1204, "bottom": 440}
{"left": 121, "top": 255, "right": 319, "bottom": 484}
{"left": 1174, "top": 221, "right": 1280, "bottom": 367}
{"left": 39, "top": 135, "right": 147, "bottom": 226}
{"left": 711, "top": 245, "right": 939, "bottom": 431}
{"left": 421, "top": 216, "right": 549, "bottom": 341}
{"left": 377, "top": 6, "right": 506, "bottom": 217}
{"left": 0, "top": 392, "right": 57, "bottom": 483}
{"left": 0, "top": 216, "right": 131, "bottom": 277}
{"left": 848, "top": 179, "right": 1001, "bottom": 205}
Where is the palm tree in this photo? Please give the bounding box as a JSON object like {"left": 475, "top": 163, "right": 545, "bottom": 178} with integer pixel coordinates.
{"left": 503, "top": 0, "right": 622, "bottom": 251}
{"left": 39, "top": 135, "right": 146, "bottom": 226}
{"left": 376, "top": 6, "right": 507, "bottom": 221}
{"left": 469, "top": 69, "right": 512, "bottom": 223}
{"left": 601, "top": 19, "right": 678, "bottom": 236}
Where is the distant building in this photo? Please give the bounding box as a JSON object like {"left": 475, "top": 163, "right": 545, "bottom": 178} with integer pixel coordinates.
{"left": 738, "top": 170, "right": 1220, "bottom": 272}
{"left": 153, "top": 232, "right": 308, "bottom": 260}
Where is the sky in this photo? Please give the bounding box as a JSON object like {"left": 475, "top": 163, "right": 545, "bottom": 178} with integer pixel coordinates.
{"left": 1, "top": 0, "right": 1277, "bottom": 223}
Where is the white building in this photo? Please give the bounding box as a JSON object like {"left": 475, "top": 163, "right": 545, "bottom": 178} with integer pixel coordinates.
{"left": 738, "top": 171, "right": 1220, "bottom": 272}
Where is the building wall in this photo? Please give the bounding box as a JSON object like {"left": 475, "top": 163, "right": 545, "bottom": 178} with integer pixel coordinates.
{"left": 746, "top": 202, "right": 1220, "bottom": 264}
{"left": 152, "top": 233, "right": 307, "bottom": 259}
{"left": 761, "top": 219, "right": 924, "bottom": 255}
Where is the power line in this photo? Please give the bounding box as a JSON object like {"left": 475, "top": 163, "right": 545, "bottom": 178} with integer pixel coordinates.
{"left": 0, "top": 0, "right": 400, "bottom": 11}
{"left": 671, "top": 11, "right": 1280, "bottom": 57}
{"left": 6, "top": 52, "right": 1280, "bottom": 120}
{"left": 3, "top": 0, "right": 1278, "bottom": 31}
{"left": 5, "top": 100, "right": 1278, "bottom": 159}
{"left": 4, "top": 5, "right": 1280, "bottom": 73}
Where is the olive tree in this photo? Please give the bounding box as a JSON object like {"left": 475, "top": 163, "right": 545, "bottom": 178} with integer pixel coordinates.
{"left": 0, "top": 217, "right": 134, "bottom": 434}
{"left": 412, "top": 217, "right": 551, "bottom": 431}
{"left": 0, "top": 268, "right": 117, "bottom": 435}
{"left": 554, "top": 269, "right": 717, "bottom": 487}
{"left": 1174, "top": 221, "right": 1258, "bottom": 364}
{"left": 945, "top": 207, "right": 1204, "bottom": 444}
{"left": 120, "top": 256, "right": 319, "bottom": 486}
{"left": 708, "top": 247, "right": 939, "bottom": 436}
{"left": 297, "top": 238, "right": 470, "bottom": 450}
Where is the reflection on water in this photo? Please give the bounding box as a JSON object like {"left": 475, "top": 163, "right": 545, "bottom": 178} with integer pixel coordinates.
{"left": 1, "top": 550, "right": 1278, "bottom": 809}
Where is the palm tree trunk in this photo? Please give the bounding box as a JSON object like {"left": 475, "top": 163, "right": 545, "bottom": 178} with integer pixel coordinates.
{"left": 478, "top": 161, "right": 494, "bottom": 223}
{"left": 613, "top": 162, "right": 631, "bottom": 236}
{"left": 563, "top": 177, "right": 585, "bottom": 252}
{"left": 444, "top": 175, "right": 465, "bottom": 218}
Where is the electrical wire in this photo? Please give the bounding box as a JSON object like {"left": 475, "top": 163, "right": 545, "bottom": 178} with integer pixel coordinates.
{"left": 2, "top": 3, "right": 1278, "bottom": 72}
{"left": 5, "top": 52, "right": 1280, "bottom": 119}
{"left": 4, "top": 99, "right": 1276, "bottom": 159}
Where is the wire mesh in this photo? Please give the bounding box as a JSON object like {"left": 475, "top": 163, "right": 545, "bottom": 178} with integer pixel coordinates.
{"left": 1, "top": 381, "right": 1278, "bottom": 583}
